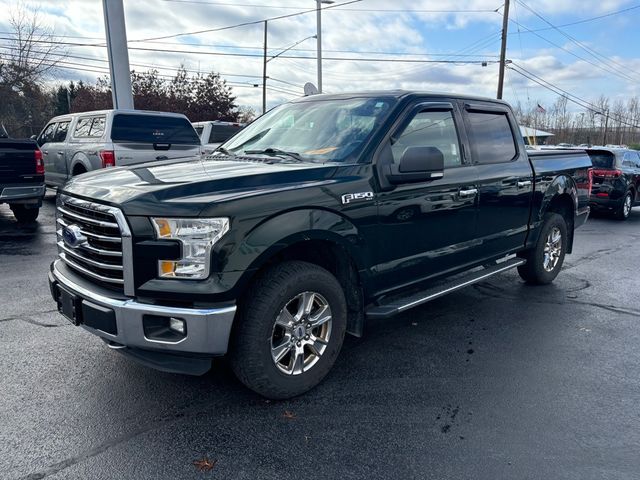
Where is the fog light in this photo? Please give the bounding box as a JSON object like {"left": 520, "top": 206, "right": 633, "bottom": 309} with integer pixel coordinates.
{"left": 169, "top": 317, "right": 186, "bottom": 335}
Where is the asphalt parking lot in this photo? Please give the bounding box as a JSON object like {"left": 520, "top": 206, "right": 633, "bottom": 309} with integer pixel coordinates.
{"left": 1, "top": 192, "right": 639, "bottom": 480}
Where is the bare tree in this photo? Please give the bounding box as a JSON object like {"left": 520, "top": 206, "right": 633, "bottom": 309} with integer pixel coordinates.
{"left": 1, "top": 3, "right": 66, "bottom": 89}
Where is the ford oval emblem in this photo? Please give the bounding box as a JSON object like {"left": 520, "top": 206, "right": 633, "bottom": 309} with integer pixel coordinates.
{"left": 62, "top": 224, "right": 87, "bottom": 249}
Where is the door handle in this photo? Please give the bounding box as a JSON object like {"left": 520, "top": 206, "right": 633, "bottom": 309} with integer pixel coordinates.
{"left": 156, "top": 155, "right": 168, "bottom": 160}
{"left": 517, "top": 180, "right": 532, "bottom": 188}
{"left": 459, "top": 188, "right": 478, "bottom": 197}
{"left": 57, "top": 151, "right": 64, "bottom": 155}
{"left": 43, "top": 150, "right": 48, "bottom": 155}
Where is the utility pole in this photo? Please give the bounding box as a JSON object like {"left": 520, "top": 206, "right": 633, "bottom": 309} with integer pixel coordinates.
{"left": 496, "top": 0, "right": 510, "bottom": 100}
{"left": 102, "top": 0, "right": 134, "bottom": 109}
{"left": 262, "top": 20, "right": 267, "bottom": 114}
{"left": 316, "top": 1, "right": 323, "bottom": 93}
{"left": 602, "top": 110, "right": 610, "bottom": 146}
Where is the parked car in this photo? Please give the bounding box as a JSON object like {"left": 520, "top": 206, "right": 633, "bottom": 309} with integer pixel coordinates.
{"left": 37, "top": 110, "right": 202, "bottom": 188}
{"left": 0, "top": 125, "right": 45, "bottom": 222}
{"left": 48, "top": 91, "right": 592, "bottom": 399}
{"left": 588, "top": 147, "right": 640, "bottom": 220}
{"left": 192, "top": 120, "right": 245, "bottom": 154}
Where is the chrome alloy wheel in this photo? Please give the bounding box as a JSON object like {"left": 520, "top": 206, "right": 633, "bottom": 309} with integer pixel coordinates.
{"left": 623, "top": 194, "right": 632, "bottom": 218}
{"left": 543, "top": 227, "right": 562, "bottom": 272}
{"left": 270, "top": 291, "right": 332, "bottom": 375}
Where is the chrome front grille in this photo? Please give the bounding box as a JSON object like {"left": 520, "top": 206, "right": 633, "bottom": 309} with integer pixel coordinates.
{"left": 56, "top": 194, "right": 132, "bottom": 293}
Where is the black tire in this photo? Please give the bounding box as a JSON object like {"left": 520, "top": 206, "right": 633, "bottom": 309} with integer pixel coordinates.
{"left": 229, "top": 261, "right": 347, "bottom": 399}
{"left": 10, "top": 204, "right": 39, "bottom": 223}
{"left": 72, "top": 165, "right": 86, "bottom": 176}
{"left": 614, "top": 190, "right": 633, "bottom": 221}
{"left": 518, "top": 213, "right": 568, "bottom": 285}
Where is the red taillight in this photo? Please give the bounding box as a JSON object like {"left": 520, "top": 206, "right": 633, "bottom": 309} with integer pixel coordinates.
{"left": 596, "top": 192, "right": 609, "bottom": 198}
{"left": 592, "top": 168, "right": 622, "bottom": 178}
{"left": 99, "top": 150, "right": 116, "bottom": 168}
{"left": 586, "top": 168, "right": 593, "bottom": 196}
{"left": 35, "top": 149, "right": 44, "bottom": 175}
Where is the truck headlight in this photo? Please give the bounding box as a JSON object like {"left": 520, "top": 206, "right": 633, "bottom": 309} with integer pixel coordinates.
{"left": 151, "top": 217, "right": 230, "bottom": 279}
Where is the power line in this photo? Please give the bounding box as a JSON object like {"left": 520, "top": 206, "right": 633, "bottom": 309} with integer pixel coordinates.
{"left": 516, "top": 0, "right": 640, "bottom": 81}
{"left": 505, "top": 17, "right": 638, "bottom": 84}
{"left": 156, "top": 0, "right": 502, "bottom": 13}
{"left": 508, "top": 63, "right": 640, "bottom": 128}
{"left": 131, "top": 0, "right": 363, "bottom": 43}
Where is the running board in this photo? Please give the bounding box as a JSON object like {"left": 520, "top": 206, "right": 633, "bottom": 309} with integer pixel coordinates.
{"left": 366, "top": 257, "right": 525, "bottom": 319}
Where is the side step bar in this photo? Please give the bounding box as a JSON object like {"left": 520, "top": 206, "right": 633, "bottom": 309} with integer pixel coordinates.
{"left": 366, "top": 257, "right": 525, "bottom": 319}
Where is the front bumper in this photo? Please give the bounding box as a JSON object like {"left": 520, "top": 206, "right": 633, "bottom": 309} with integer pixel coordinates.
{"left": 49, "top": 259, "right": 237, "bottom": 374}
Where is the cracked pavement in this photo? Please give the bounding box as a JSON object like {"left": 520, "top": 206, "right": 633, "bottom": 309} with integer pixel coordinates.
{"left": 1, "top": 192, "right": 639, "bottom": 479}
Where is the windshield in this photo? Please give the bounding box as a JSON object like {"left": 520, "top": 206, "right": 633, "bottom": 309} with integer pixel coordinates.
{"left": 223, "top": 96, "right": 395, "bottom": 163}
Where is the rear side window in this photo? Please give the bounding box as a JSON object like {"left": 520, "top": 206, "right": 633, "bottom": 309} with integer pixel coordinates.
{"left": 38, "top": 123, "right": 57, "bottom": 146}
{"left": 588, "top": 151, "right": 616, "bottom": 168}
{"left": 53, "top": 121, "right": 70, "bottom": 142}
{"left": 74, "top": 118, "right": 93, "bottom": 137}
{"left": 466, "top": 111, "right": 517, "bottom": 164}
{"left": 111, "top": 114, "right": 200, "bottom": 144}
{"left": 209, "top": 124, "right": 242, "bottom": 144}
{"left": 90, "top": 116, "right": 106, "bottom": 137}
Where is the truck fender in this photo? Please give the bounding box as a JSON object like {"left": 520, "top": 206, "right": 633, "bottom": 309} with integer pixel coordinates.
{"left": 224, "top": 208, "right": 367, "bottom": 286}
{"left": 70, "top": 152, "right": 92, "bottom": 176}
{"left": 530, "top": 174, "right": 578, "bottom": 250}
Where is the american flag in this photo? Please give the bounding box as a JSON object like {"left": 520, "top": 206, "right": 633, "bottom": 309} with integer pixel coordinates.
{"left": 536, "top": 103, "right": 546, "bottom": 113}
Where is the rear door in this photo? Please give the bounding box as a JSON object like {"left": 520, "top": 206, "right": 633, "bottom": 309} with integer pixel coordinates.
{"left": 461, "top": 103, "right": 534, "bottom": 259}
{"left": 373, "top": 101, "right": 479, "bottom": 293}
{"left": 110, "top": 114, "right": 201, "bottom": 166}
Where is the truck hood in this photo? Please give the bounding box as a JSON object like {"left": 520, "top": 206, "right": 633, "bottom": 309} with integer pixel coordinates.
{"left": 61, "top": 156, "right": 339, "bottom": 216}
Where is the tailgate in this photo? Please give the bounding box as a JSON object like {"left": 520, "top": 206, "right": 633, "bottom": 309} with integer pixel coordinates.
{"left": 0, "top": 140, "right": 38, "bottom": 183}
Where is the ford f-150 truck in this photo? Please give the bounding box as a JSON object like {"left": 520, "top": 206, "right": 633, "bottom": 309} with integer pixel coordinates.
{"left": 0, "top": 125, "right": 45, "bottom": 223}
{"left": 48, "top": 91, "right": 592, "bottom": 399}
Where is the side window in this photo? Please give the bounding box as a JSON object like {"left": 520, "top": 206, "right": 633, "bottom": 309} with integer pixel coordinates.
{"left": 634, "top": 152, "right": 640, "bottom": 168}
{"left": 391, "top": 110, "right": 461, "bottom": 168}
{"left": 74, "top": 118, "right": 93, "bottom": 137}
{"left": 53, "top": 121, "right": 70, "bottom": 142}
{"left": 89, "top": 116, "right": 106, "bottom": 137}
{"left": 466, "top": 111, "right": 517, "bottom": 164}
{"left": 38, "top": 123, "right": 57, "bottom": 146}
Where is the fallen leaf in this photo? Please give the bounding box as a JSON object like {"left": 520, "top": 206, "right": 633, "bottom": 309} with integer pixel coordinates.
{"left": 283, "top": 410, "right": 296, "bottom": 419}
{"left": 193, "top": 457, "right": 217, "bottom": 472}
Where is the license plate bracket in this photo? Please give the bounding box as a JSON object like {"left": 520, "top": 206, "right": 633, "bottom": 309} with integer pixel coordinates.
{"left": 57, "top": 285, "right": 83, "bottom": 326}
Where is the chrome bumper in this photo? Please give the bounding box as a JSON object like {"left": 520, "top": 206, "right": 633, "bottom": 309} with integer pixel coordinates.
{"left": 49, "top": 259, "right": 236, "bottom": 357}
{"left": 0, "top": 185, "right": 45, "bottom": 202}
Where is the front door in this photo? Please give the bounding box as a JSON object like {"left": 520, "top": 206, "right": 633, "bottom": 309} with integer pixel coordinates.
{"left": 38, "top": 122, "right": 57, "bottom": 185}
{"left": 372, "top": 101, "right": 479, "bottom": 295}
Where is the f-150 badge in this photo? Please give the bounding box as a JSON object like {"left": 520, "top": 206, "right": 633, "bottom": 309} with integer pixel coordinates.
{"left": 341, "top": 192, "right": 374, "bottom": 204}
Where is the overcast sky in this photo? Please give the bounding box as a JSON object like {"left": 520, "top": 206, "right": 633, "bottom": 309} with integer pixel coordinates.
{"left": 1, "top": 0, "right": 639, "bottom": 114}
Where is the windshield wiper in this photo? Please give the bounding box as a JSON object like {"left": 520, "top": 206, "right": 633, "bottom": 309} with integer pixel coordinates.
{"left": 244, "top": 148, "right": 304, "bottom": 162}
{"left": 213, "top": 146, "right": 236, "bottom": 157}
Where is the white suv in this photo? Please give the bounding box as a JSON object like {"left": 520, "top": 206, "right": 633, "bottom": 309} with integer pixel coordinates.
{"left": 192, "top": 120, "right": 245, "bottom": 155}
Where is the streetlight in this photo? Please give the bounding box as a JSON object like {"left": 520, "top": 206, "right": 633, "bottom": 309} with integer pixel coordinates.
{"left": 262, "top": 28, "right": 317, "bottom": 113}
{"left": 316, "top": 0, "right": 334, "bottom": 94}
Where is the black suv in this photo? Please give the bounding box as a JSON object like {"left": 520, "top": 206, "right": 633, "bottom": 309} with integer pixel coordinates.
{"left": 588, "top": 148, "right": 640, "bottom": 220}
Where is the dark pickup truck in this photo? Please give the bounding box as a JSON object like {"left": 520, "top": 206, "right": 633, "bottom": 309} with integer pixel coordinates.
{"left": 48, "top": 91, "right": 592, "bottom": 399}
{"left": 0, "top": 126, "right": 46, "bottom": 222}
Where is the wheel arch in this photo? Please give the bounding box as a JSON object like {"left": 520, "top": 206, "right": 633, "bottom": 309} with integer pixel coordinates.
{"left": 70, "top": 152, "right": 92, "bottom": 176}
{"left": 227, "top": 208, "right": 368, "bottom": 337}
{"left": 535, "top": 175, "right": 578, "bottom": 253}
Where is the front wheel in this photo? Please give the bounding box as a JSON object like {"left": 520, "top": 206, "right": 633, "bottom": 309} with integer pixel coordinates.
{"left": 518, "top": 213, "right": 568, "bottom": 285}
{"left": 230, "top": 261, "right": 347, "bottom": 399}
{"left": 10, "top": 204, "right": 39, "bottom": 223}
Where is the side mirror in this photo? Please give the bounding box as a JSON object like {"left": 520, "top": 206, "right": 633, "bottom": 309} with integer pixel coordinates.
{"left": 386, "top": 146, "right": 445, "bottom": 184}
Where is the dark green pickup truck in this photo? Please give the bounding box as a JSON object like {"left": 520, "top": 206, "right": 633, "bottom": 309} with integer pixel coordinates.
{"left": 0, "top": 125, "right": 45, "bottom": 222}
{"left": 48, "top": 91, "right": 592, "bottom": 398}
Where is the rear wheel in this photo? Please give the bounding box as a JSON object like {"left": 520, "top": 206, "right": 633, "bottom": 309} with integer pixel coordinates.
{"left": 230, "top": 261, "right": 347, "bottom": 399}
{"left": 72, "top": 165, "right": 86, "bottom": 176}
{"left": 614, "top": 191, "right": 633, "bottom": 220}
{"left": 10, "top": 204, "right": 39, "bottom": 223}
{"left": 518, "top": 213, "right": 567, "bottom": 285}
